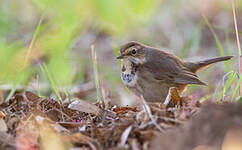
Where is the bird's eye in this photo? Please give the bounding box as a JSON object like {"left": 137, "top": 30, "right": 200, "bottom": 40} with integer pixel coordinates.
{"left": 131, "top": 48, "right": 137, "bottom": 55}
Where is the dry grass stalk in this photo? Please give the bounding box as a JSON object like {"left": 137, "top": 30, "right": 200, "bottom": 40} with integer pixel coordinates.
{"left": 140, "top": 96, "right": 164, "bottom": 132}
{"left": 91, "top": 45, "right": 104, "bottom": 107}
{"left": 232, "top": 0, "right": 242, "bottom": 96}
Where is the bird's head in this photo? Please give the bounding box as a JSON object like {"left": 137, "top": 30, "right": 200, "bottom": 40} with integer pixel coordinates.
{"left": 116, "top": 41, "right": 146, "bottom": 64}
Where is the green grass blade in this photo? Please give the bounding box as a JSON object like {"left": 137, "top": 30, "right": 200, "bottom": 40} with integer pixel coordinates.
{"left": 200, "top": 93, "right": 219, "bottom": 103}
{"left": 40, "top": 63, "right": 63, "bottom": 102}
{"left": 5, "top": 74, "right": 23, "bottom": 101}
{"left": 5, "top": 12, "right": 45, "bottom": 102}
{"left": 232, "top": 75, "right": 242, "bottom": 101}
{"left": 203, "top": 16, "right": 231, "bottom": 72}
{"left": 217, "top": 71, "right": 237, "bottom": 102}
{"left": 24, "top": 12, "right": 45, "bottom": 67}
{"left": 36, "top": 74, "right": 41, "bottom": 97}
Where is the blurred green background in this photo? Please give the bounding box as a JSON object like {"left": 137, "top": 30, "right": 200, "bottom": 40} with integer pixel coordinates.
{"left": 0, "top": 0, "right": 241, "bottom": 104}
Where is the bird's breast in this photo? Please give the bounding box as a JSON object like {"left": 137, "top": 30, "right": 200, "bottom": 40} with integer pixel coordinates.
{"left": 121, "top": 59, "right": 138, "bottom": 87}
{"left": 121, "top": 72, "right": 137, "bottom": 87}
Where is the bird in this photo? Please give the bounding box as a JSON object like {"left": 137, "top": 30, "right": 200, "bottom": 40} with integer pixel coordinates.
{"left": 116, "top": 41, "right": 233, "bottom": 102}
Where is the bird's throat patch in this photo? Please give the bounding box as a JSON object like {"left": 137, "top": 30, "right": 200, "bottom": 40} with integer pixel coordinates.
{"left": 121, "top": 58, "right": 138, "bottom": 87}
{"left": 121, "top": 72, "right": 137, "bottom": 87}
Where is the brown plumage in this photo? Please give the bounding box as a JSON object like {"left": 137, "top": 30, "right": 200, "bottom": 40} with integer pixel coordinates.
{"left": 184, "top": 56, "right": 233, "bottom": 73}
{"left": 117, "top": 41, "right": 233, "bottom": 102}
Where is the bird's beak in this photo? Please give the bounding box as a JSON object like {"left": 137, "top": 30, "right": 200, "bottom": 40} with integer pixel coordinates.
{"left": 116, "top": 54, "right": 124, "bottom": 59}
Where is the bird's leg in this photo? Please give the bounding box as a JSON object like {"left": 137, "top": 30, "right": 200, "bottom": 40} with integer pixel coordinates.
{"left": 163, "top": 87, "right": 182, "bottom": 108}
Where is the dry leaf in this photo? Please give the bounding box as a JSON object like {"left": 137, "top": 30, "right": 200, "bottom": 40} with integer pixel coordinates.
{"left": 0, "top": 119, "right": 7, "bottom": 132}
{"left": 68, "top": 99, "right": 101, "bottom": 115}
{"left": 40, "top": 124, "right": 70, "bottom": 150}
{"left": 24, "top": 91, "right": 40, "bottom": 102}
{"left": 16, "top": 120, "right": 39, "bottom": 150}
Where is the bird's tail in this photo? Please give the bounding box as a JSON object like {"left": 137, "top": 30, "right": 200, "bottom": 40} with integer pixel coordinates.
{"left": 185, "top": 56, "right": 233, "bottom": 73}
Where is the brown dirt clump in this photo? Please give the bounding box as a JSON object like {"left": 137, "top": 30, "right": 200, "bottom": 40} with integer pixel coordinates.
{"left": 151, "top": 103, "right": 242, "bottom": 150}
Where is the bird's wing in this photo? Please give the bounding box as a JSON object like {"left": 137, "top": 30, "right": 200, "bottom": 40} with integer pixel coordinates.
{"left": 174, "top": 70, "right": 207, "bottom": 85}
{"left": 142, "top": 50, "right": 206, "bottom": 85}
